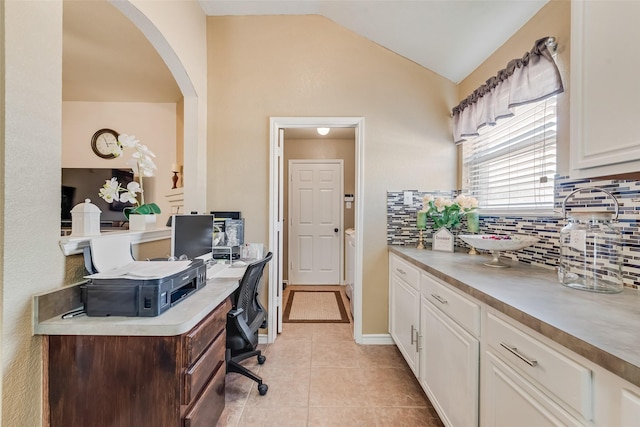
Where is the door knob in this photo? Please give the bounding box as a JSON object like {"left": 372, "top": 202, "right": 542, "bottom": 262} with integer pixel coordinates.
{"left": 334, "top": 228, "right": 339, "bottom": 233}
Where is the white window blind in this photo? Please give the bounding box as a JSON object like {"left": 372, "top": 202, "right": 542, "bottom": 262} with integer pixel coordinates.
{"left": 462, "top": 96, "right": 557, "bottom": 211}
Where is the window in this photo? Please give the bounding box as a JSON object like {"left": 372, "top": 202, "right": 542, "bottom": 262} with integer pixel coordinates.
{"left": 461, "top": 96, "right": 557, "bottom": 211}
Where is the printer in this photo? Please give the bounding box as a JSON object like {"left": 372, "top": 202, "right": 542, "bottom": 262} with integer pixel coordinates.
{"left": 81, "top": 259, "right": 206, "bottom": 317}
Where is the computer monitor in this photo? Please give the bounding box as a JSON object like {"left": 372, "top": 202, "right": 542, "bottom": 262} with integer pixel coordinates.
{"left": 171, "top": 214, "right": 215, "bottom": 260}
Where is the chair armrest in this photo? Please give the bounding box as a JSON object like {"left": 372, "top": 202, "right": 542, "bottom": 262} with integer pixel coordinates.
{"left": 228, "top": 307, "right": 244, "bottom": 319}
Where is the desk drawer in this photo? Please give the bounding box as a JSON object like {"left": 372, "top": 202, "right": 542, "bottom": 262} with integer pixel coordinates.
{"left": 486, "top": 311, "right": 593, "bottom": 419}
{"left": 185, "top": 297, "right": 230, "bottom": 365}
{"left": 421, "top": 272, "right": 480, "bottom": 337}
{"left": 183, "top": 359, "right": 226, "bottom": 427}
{"left": 390, "top": 255, "right": 420, "bottom": 290}
{"left": 183, "top": 330, "right": 225, "bottom": 405}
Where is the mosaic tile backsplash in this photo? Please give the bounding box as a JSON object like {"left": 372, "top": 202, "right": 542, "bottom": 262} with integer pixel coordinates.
{"left": 387, "top": 176, "right": 640, "bottom": 290}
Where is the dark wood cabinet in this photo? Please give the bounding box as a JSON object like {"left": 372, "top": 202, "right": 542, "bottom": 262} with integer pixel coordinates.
{"left": 45, "top": 298, "right": 231, "bottom": 427}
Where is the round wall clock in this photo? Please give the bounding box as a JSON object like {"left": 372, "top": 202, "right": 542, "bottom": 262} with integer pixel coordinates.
{"left": 91, "top": 128, "right": 119, "bottom": 159}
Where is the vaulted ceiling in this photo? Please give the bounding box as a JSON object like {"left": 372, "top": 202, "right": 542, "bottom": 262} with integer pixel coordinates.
{"left": 62, "top": 0, "right": 549, "bottom": 103}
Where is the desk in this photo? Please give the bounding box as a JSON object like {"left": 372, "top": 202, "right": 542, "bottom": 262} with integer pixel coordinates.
{"left": 34, "top": 275, "right": 241, "bottom": 427}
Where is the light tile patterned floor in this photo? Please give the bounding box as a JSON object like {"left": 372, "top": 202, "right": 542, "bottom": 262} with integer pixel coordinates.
{"left": 216, "top": 287, "right": 444, "bottom": 427}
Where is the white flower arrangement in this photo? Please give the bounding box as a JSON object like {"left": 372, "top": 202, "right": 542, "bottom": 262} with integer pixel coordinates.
{"left": 97, "top": 134, "right": 161, "bottom": 217}
{"left": 420, "top": 194, "right": 478, "bottom": 230}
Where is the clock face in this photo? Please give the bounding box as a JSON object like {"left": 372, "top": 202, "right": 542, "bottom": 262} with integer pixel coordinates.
{"left": 91, "top": 129, "right": 119, "bottom": 159}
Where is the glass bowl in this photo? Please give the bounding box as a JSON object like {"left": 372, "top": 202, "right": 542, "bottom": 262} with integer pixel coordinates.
{"left": 458, "top": 234, "right": 539, "bottom": 267}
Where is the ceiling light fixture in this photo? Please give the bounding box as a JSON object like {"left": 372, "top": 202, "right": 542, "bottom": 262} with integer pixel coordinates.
{"left": 317, "top": 127, "right": 330, "bottom": 136}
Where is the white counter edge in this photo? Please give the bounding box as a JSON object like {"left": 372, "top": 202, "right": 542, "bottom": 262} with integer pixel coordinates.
{"left": 59, "top": 227, "right": 171, "bottom": 256}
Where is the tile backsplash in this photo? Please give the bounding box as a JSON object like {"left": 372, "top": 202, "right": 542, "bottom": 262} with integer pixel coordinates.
{"left": 387, "top": 176, "right": 640, "bottom": 289}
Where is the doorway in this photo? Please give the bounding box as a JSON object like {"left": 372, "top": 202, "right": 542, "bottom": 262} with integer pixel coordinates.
{"left": 269, "top": 117, "right": 365, "bottom": 344}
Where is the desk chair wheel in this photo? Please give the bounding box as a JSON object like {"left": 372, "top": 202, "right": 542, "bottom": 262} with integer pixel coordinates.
{"left": 258, "top": 384, "right": 268, "bottom": 395}
{"left": 257, "top": 354, "right": 266, "bottom": 365}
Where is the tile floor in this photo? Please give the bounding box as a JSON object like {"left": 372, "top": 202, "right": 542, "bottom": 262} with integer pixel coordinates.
{"left": 216, "top": 286, "right": 444, "bottom": 427}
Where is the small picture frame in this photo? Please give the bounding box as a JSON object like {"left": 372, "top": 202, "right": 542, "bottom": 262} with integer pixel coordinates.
{"left": 432, "top": 228, "right": 454, "bottom": 252}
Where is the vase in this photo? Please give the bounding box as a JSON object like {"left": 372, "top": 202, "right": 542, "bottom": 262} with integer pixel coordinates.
{"left": 466, "top": 211, "right": 480, "bottom": 233}
{"left": 129, "top": 214, "right": 157, "bottom": 231}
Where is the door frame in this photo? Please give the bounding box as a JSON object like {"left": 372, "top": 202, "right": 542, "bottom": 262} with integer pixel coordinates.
{"left": 288, "top": 159, "right": 344, "bottom": 286}
{"left": 269, "top": 117, "right": 365, "bottom": 344}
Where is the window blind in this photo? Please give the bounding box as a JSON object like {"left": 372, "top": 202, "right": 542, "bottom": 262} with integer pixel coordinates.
{"left": 462, "top": 96, "right": 557, "bottom": 211}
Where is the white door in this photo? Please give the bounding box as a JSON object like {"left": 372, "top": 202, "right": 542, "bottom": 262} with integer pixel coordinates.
{"left": 289, "top": 160, "right": 342, "bottom": 284}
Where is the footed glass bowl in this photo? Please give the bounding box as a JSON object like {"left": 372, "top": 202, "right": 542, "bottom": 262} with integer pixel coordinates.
{"left": 458, "top": 234, "right": 539, "bottom": 268}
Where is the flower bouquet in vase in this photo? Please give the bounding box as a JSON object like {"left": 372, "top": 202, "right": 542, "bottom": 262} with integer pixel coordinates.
{"left": 420, "top": 194, "right": 478, "bottom": 252}
{"left": 98, "top": 134, "right": 161, "bottom": 231}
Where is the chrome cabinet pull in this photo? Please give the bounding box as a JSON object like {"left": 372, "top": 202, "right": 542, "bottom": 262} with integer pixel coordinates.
{"left": 416, "top": 332, "right": 421, "bottom": 352}
{"left": 500, "top": 342, "right": 538, "bottom": 367}
{"left": 410, "top": 325, "right": 416, "bottom": 345}
{"left": 397, "top": 268, "right": 406, "bottom": 275}
{"left": 431, "top": 293, "right": 448, "bottom": 304}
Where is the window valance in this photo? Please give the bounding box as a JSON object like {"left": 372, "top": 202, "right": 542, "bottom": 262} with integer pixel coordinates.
{"left": 452, "top": 36, "right": 564, "bottom": 143}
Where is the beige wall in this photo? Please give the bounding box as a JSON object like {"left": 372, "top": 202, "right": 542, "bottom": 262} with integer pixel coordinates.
{"left": 1, "top": 2, "right": 206, "bottom": 424}
{"left": 282, "top": 137, "right": 356, "bottom": 282}
{"left": 62, "top": 101, "right": 178, "bottom": 226}
{"left": 2, "top": 2, "right": 64, "bottom": 425}
{"left": 207, "top": 15, "right": 458, "bottom": 334}
{"left": 457, "top": 0, "right": 571, "bottom": 178}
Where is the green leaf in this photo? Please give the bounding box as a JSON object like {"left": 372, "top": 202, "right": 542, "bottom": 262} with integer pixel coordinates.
{"left": 132, "top": 203, "right": 161, "bottom": 215}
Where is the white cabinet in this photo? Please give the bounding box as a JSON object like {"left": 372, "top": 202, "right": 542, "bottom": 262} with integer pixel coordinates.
{"left": 482, "top": 351, "right": 583, "bottom": 427}
{"left": 389, "top": 255, "right": 421, "bottom": 375}
{"left": 389, "top": 253, "right": 480, "bottom": 427}
{"left": 621, "top": 388, "right": 640, "bottom": 427}
{"left": 571, "top": 1, "right": 640, "bottom": 177}
{"left": 420, "top": 298, "right": 479, "bottom": 427}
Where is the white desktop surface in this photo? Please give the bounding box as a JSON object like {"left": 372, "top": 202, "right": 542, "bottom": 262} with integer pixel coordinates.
{"left": 33, "top": 273, "right": 243, "bottom": 337}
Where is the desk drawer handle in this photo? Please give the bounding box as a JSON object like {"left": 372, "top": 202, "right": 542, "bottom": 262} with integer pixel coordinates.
{"left": 396, "top": 268, "right": 406, "bottom": 275}
{"left": 500, "top": 342, "right": 538, "bottom": 367}
{"left": 431, "top": 294, "right": 448, "bottom": 304}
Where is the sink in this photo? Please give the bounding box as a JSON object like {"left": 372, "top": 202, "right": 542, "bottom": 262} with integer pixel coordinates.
{"left": 458, "top": 234, "right": 539, "bottom": 267}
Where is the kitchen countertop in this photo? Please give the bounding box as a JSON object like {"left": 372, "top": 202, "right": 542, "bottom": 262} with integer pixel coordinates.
{"left": 33, "top": 275, "right": 240, "bottom": 337}
{"left": 389, "top": 246, "right": 640, "bottom": 388}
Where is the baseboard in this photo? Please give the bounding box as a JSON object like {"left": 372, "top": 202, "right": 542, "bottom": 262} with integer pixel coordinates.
{"left": 360, "top": 333, "right": 394, "bottom": 345}
{"left": 259, "top": 333, "right": 269, "bottom": 345}
{"left": 260, "top": 333, "right": 394, "bottom": 345}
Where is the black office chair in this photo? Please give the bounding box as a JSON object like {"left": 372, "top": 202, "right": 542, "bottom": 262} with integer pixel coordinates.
{"left": 226, "top": 252, "right": 273, "bottom": 395}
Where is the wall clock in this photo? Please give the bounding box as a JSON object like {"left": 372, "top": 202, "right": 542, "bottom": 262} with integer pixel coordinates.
{"left": 91, "top": 128, "right": 119, "bottom": 159}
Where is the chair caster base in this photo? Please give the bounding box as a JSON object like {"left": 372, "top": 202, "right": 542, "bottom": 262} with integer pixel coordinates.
{"left": 258, "top": 384, "right": 268, "bottom": 395}
{"left": 257, "top": 355, "right": 266, "bottom": 364}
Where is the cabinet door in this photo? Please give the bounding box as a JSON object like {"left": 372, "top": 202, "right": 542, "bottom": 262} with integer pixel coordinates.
{"left": 621, "top": 388, "right": 640, "bottom": 427}
{"left": 389, "top": 273, "right": 420, "bottom": 376}
{"left": 571, "top": 1, "right": 640, "bottom": 177}
{"left": 420, "top": 299, "right": 478, "bottom": 427}
{"left": 482, "top": 351, "right": 583, "bottom": 427}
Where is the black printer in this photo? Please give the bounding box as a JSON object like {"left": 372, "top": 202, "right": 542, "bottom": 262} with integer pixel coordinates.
{"left": 81, "top": 259, "right": 206, "bottom": 317}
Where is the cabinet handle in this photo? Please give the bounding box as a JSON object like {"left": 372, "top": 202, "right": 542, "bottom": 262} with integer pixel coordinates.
{"left": 416, "top": 332, "right": 421, "bottom": 352}
{"left": 431, "top": 293, "right": 448, "bottom": 304}
{"left": 397, "top": 268, "right": 406, "bottom": 275}
{"left": 410, "top": 325, "right": 416, "bottom": 345}
{"left": 500, "top": 342, "right": 538, "bottom": 367}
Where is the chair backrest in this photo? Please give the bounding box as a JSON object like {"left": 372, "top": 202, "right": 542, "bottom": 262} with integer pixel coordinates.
{"left": 233, "top": 252, "right": 273, "bottom": 328}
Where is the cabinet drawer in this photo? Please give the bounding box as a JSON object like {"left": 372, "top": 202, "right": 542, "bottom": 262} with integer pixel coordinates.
{"left": 185, "top": 297, "right": 230, "bottom": 365}
{"left": 183, "top": 360, "right": 226, "bottom": 427}
{"left": 183, "top": 330, "right": 226, "bottom": 405}
{"left": 390, "top": 255, "right": 420, "bottom": 290}
{"left": 486, "top": 311, "right": 593, "bottom": 419}
{"left": 421, "top": 273, "right": 480, "bottom": 337}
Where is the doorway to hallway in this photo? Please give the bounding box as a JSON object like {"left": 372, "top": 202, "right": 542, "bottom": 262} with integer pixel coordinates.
{"left": 268, "top": 117, "right": 364, "bottom": 345}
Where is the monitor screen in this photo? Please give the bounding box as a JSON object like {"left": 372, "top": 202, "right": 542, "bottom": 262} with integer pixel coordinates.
{"left": 171, "top": 214, "right": 215, "bottom": 260}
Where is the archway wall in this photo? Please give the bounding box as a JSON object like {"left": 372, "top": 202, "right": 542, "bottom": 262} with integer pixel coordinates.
{"left": 113, "top": 0, "right": 208, "bottom": 213}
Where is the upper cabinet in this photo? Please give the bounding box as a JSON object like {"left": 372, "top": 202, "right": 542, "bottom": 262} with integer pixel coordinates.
{"left": 570, "top": 1, "right": 640, "bottom": 178}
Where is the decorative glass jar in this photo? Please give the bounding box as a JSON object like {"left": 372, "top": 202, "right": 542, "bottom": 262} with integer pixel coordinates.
{"left": 558, "top": 187, "right": 623, "bottom": 293}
